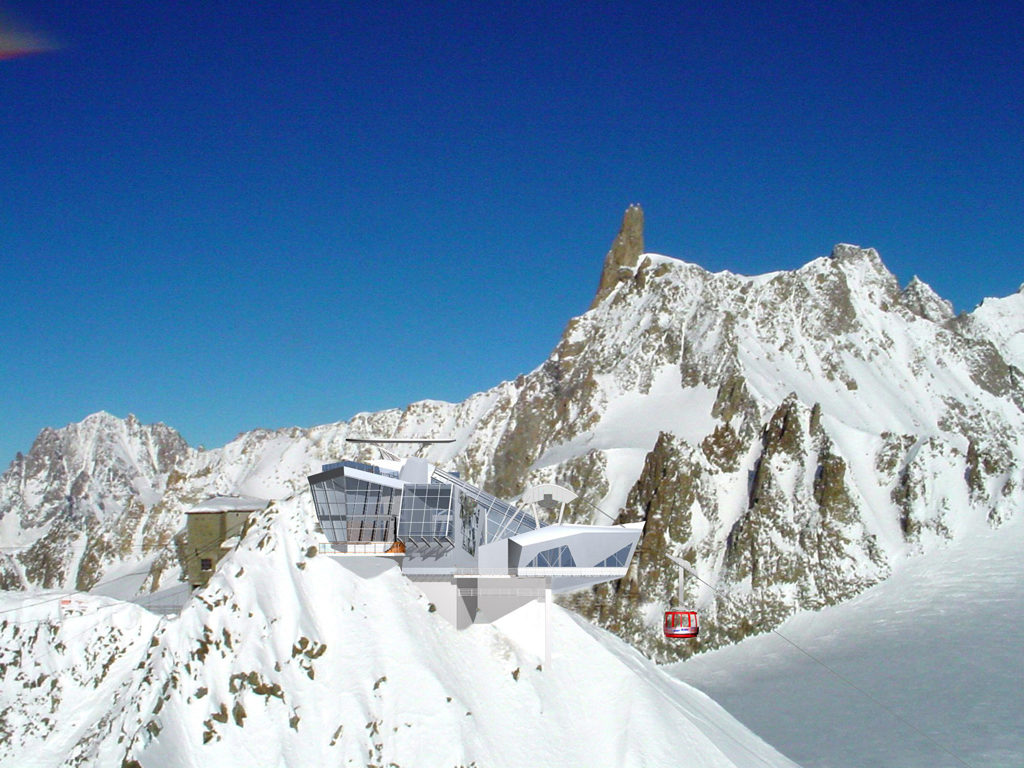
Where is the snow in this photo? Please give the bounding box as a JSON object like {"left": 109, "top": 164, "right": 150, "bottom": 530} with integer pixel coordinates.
{"left": 0, "top": 500, "right": 798, "bottom": 768}
{"left": 531, "top": 367, "right": 717, "bottom": 520}
{"left": 0, "top": 507, "right": 50, "bottom": 550}
{"left": 672, "top": 515, "right": 1024, "bottom": 768}
{"left": 970, "top": 289, "right": 1024, "bottom": 370}
{"left": 600, "top": 447, "right": 653, "bottom": 521}
{"left": 641, "top": 252, "right": 785, "bottom": 285}
{"left": 88, "top": 553, "right": 161, "bottom": 601}
{"left": 533, "top": 367, "right": 717, "bottom": 513}
{"left": 821, "top": 417, "right": 908, "bottom": 557}
{"left": 594, "top": 370, "right": 717, "bottom": 449}
{"left": 0, "top": 592, "right": 163, "bottom": 766}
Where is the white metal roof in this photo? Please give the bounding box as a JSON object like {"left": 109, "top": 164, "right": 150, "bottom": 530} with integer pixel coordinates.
{"left": 187, "top": 495, "right": 269, "bottom": 514}
{"left": 509, "top": 520, "right": 642, "bottom": 546}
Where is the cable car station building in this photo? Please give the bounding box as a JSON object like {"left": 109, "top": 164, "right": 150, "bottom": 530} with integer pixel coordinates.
{"left": 308, "top": 454, "right": 642, "bottom": 652}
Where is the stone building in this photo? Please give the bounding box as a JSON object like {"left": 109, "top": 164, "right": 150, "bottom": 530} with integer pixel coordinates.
{"left": 184, "top": 495, "right": 268, "bottom": 589}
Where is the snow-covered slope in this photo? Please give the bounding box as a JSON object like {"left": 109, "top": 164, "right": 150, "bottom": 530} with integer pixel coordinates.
{"left": 673, "top": 513, "right": 1024, "bottom": 768}
{"left": 0, "top": 500, "right": 797, "bottom": 768}
{"left": 967, "top": 285, "right": 1024, "bottom": 370}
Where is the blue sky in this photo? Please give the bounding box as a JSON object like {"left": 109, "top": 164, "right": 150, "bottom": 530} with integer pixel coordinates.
{"left": 1, "top": 0, "right": 1022, "bottom": 462}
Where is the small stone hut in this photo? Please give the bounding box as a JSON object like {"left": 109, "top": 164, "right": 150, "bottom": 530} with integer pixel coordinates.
{"left": 184, "top": 495, "right": 268, "bottom": 589}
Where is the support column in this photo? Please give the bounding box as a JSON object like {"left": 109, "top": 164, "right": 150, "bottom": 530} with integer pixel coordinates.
{"left": 544, "top": 581, "right": 552, "bottom": 670}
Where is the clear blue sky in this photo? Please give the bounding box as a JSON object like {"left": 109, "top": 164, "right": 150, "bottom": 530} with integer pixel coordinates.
{"left": 1, "top": 0, "right": 1022, "bottom": 463}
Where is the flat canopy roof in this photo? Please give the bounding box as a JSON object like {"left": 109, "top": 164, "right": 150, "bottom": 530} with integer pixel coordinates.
{"left": 187, "top": 495, "right": 269, "bottom": 514}
{"left": 509, "top": 521, "right": 644, "bottom": 546}
{"left": 346, "top": 437, "right": 455, "bottom": 444}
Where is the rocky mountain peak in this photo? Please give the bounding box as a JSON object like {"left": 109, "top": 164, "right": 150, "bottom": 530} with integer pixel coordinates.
{"left": 822, "top": 243, "right": 901, "bottom": 310}
{"left": 0, "top": 412, "right": 193, "bottom": 589}
{"left": 591, "top": 203, "right": 644, "bottom": 308}
{"left": 966, "top": 285, "right": 1024, "bottom": 371}
{"left": 829, "top": 242, "right": 872, "bottom": 261}
{"left": 82, "top": 409, "right": 126, "bottom": 426}
{"left": 899, "top": 276, "right": 955, "bottom": 323}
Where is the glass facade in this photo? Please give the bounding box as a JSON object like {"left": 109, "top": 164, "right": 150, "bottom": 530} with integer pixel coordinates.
{"left": 321, "top": 460, "right": 380, "bottom": 474}
{"left": 398, "top": 484, "right": 453, "bottom": 539}
{"left": 309, "top": 469, "right": 401, "bottom": 543}
{"left": 526, "top": 545, "right": 576, "bottom": 568}
{"left": 310, "top": 461, "right": 541, "bottom": 551}
{"left": 460, "top": 495, "right": 479, "bottom": 555}
{"left": 594, "top": 544, "right": 631, "bottom": 568}
{"left": 431, "top": 468, "right": 539, "bottom": 544}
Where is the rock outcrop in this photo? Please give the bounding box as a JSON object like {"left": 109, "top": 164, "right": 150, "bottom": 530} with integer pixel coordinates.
{"left": 591, "top": 203, "right": 644, "bottom": 307}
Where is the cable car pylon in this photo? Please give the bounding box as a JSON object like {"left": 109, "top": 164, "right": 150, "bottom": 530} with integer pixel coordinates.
{"left": 663, "top": 553, "right": 699, "bottom": 639}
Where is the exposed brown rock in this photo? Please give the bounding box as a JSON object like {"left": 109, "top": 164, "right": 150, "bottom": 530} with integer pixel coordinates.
{"left": 591, "top": 204, "right": 644, "bottom": 308}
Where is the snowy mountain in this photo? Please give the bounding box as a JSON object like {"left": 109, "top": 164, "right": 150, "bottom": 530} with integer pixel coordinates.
{"left": 0, "top": 499, "right": 797, "bottom": 768}
{"left": 1, "top": 206, "right": 1022, "bottom": 667}
{"left": 0, "top": 413, "right": 189, "bottom": 591}
{"left": 551, "top": 229, "right": 1024, "bottom": 659}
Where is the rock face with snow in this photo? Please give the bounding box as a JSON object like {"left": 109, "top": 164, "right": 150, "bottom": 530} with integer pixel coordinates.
{"left": 592, "top": 203, "right": 645, "bottom": 307}
{"left": 0, "top": 501, "right": 797, "bottom": 768}
{"left": 1, "top": 208, "right": 1022, "bottom": 665}
{"left": 0, "top": 413, "right": 189, "bottom": 591}
{"left": 964, "top": 284, "right": 1024, "bottom": 370}
{"left": 552, "top": 232, "right": 1023, "bottom": 658}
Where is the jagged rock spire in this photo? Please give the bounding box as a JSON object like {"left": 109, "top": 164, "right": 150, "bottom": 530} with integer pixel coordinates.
{"left": 592, "top": 204, "right": 644, "bottom": 308}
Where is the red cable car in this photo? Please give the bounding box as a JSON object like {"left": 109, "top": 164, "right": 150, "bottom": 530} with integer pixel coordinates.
{"left": 664, "top": 610, "right": 699, "bottom": 639}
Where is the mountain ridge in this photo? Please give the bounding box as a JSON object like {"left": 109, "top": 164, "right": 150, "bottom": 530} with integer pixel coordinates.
{"left": 2, "top": 208, "right": 1022, "bottom": 663}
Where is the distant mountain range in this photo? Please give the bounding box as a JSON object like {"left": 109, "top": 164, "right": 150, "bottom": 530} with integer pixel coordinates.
{"left": 2, "top": 206, "right": 1022, "bottom": 664}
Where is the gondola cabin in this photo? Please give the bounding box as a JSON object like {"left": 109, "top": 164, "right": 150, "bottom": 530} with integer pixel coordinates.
{"left": 664, "top": 610, "right": 699, "bottom": 639}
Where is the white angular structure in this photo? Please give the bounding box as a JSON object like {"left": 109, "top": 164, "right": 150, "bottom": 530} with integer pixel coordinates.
{"left": 307, "top": 454, "right": 642, "bottom": 652}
